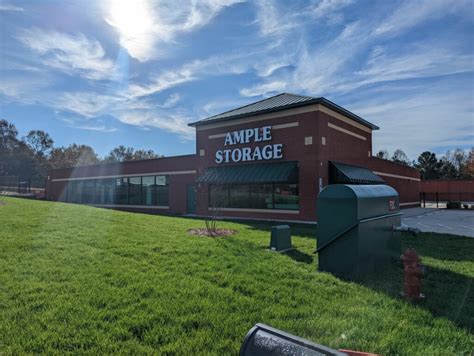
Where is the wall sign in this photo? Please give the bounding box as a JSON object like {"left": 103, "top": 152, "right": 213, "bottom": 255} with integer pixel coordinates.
{"left": 215, "top": 126, "right": 283, "bottom": 164}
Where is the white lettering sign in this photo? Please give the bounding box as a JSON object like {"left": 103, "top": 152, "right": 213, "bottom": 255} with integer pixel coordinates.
{"left": 215, "top": 126, "right": 283, "bottom": 164}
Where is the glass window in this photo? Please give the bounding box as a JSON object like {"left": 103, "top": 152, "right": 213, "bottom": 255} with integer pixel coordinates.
{"left": 142, "top": 176, "right": 155, "bottom": 206}
{"left": 82, "top": 180, "right": 96, "bottom": 204}
{"left": 209, "top": 183, "right": 299, "bottom": 210}
{"left": 59, "top": 184, "right": 68, "bottom": 202}
{"left": 95, "top": 179, "right": 106, "bottom": 205}
{"left": 129, "top": 177, "right": 142, "bottom": 205}
{"left": 229, "top": 184, "right": 250, "bottom": 208}
{"left": 104, "top": 179, "right": 115, "bottom": 205}
{"left": 156, "top": 186, "right": 169, "bottom": 206}
{"left": 250, "top": 184, "right": 273, "bottom": 209}
{"left": 115, "top": 177, "right": 129, "bottom": 205}
{"left": 210, "top": 184, "right": 229, "bottom": 208}
{"left": 274, "top": 183, "right": 299, "bottom": 210}
{"left": 70, "top": 181, "right": 83, "bottom": 204}
{"left": 156, "top": 175, "right": 169, "bottom": 206}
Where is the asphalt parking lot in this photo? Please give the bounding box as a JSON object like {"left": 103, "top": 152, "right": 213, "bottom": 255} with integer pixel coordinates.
{"left": 402, "top": 208, "right": 474, "bottom": 237}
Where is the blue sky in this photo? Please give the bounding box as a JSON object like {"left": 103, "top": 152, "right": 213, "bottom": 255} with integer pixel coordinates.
{"left": 0, "top": 0, "right": 473, "bottom": 160}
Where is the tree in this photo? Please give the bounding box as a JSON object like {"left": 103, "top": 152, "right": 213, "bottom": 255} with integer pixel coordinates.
{"left": 439, "top": 157, "right": 458, "bottom": 179}
{"left": 415, "top": 151, "right": 440, "bottom": 179}
{"left": 391, "top": 149, "right": 410, "bottom": 165}
{"left": 23, "top": 130, "right": 53, "bottom": 158}
{"left": 375, "top": 149, "right": 389, "bottom": 160}
{"left": 0, "top": 120, "right": 20, "bottom": 176}
{"left": 105, "top": 145, "right": 135, "bottom": 162}
{"left": 133, "top": 149, "right": 163, "bottom": 160}
{"left": 0, "top": 119, "right": 19, "bottom": 148}
{"left": 466, "top": 147, "right": 474, "bottom": 178}
{"left": 49, "top": 144, "right": 100, "bottom": 169}
{"left": 105, "top": 146, "right": 162, "bottom": 162}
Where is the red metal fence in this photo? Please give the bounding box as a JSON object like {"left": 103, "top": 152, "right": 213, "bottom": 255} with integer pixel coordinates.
{"left": 420, "top": 180, "right": 474, "bottom": 207}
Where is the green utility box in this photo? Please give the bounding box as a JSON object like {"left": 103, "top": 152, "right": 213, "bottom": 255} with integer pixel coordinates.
{"left": 270, "top": 225, "right": 292, "bottom": 252}
{"left": 316, "top": 184, "right": 401, "bottom": 279}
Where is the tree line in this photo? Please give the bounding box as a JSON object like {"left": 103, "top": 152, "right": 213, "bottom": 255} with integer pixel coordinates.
{"left": 1, "top": 119, "right": 472, "bottom": 187}
{"left": 0, "top": 119, "right": 162, "bottom": 186}
{"left": 375, "top": 148, "right": 474, "bottom": 180}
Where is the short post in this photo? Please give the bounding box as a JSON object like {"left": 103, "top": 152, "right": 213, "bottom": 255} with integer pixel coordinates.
{"left": 436, "top": 192, "right": 438, "bottom": 208}
{"left": 423, "top": 192, "right": 426, "bottom": 208}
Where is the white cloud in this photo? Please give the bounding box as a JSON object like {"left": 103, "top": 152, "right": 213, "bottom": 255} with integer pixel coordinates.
{"left": 349, "top": 82, "right": 474, "bottom": 159}
{"left": 159, "top": 93, "right": 181, "bottom": 109}
{"left": 54, "top": 92, "right": 117, "bottom": 117}
{"left": 104, "top": 0, "right": 243, "bottom": 61}
{"left": 73, "top": 124, "right": 118, "bottom": 133}
{"left": 374, "top": 0, "right": 472, "bottom": 37}
{"left": 354, "top": 46, "right": 473, "bottom": 87}
{"left": 17, "top": 28, "right": 115, "bottom": 80}
{"left": 310, "top": 0, "right": 353, "bottom": 23}
{"left": 126, "top": 53, "right": 254, "bottom": 98}
{"left": 127, "top": 69, "right": 196, "bottom": 98}
{"left": 240, "top": 81, "right": 287, "bottom": 97}
{"left": 0, "top": 4, "right": 23, "bottom": 11}
{"left": 254, "top": 0, "right": 293, "bottom": 37}
{"left": 117, "top": 110, "right": 194, "bottom": 139}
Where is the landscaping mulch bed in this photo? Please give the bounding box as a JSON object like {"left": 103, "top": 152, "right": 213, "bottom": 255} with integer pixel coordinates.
{"left": 187, "top": 228, "right": 237, "bottom": 237}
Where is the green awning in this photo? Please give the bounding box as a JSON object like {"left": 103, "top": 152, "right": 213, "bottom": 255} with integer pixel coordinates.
{"left": 329, "top": 161, "right": 385, "bottom": 185}
{"left": 197, "top": 161, "right": 298, "bottom": 184}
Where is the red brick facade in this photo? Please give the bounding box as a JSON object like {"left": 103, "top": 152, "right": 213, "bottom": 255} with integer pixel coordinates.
{"left": 46, "top": 102, "right": 421, "bottom": 222}
{"left": 46, "top": 155, "right": 196, "bottom": 215}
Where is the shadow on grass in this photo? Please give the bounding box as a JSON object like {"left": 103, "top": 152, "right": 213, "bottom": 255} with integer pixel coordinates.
{"left": 283, "top": 249, "right": 314, "bottom": 264}
{"left": 401, "top": 232, "right": 474, "bottom": 262}
{"left": 358, "top": 260, "right": 474, "bottom": 332}
{"left": 241, "top": 221, "right": 317, "bottom": 240}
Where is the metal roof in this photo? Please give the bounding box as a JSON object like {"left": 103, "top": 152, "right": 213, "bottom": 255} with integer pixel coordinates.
{"left": 196, "top": 161, "right": 298, "bottom": 184}
{"left": 189, "top": 93, "right": 379, "bottom": 130}
{"left": 329, "top": 161, "right": 385, "bottom": 185}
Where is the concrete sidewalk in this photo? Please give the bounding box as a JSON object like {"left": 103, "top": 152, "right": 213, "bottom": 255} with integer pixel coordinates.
{"left": 401, "top": 208, "right": 474, "bottom": 238}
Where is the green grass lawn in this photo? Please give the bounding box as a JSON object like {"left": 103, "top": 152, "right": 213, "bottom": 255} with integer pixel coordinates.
{"left": 0, "top": 197, "right": 473, "bottom": 355}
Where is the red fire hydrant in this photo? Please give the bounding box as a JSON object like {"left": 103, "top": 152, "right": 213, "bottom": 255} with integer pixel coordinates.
{"left": 401, "top": 248, "right": 424, "bottom": 301}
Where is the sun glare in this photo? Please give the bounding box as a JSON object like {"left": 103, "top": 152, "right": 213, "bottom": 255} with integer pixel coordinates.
{"left": 105, "top": 0, "right": 157, "bottom": 60}
{"left": 107, "top": 0, "right": 153, "bottom": 38}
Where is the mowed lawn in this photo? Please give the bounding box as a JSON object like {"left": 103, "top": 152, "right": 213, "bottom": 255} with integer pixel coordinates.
{"left": 0, "top": 197, "right": 473, "bottom": 355}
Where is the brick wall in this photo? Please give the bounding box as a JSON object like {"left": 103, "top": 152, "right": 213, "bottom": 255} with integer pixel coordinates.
{"left": 367, "top": 157, "right": 420, "bottom": 207}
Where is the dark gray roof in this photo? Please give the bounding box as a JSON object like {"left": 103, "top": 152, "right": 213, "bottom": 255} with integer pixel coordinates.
{"left": 189, "top": 93, "right": 379, "bottom": 130}
{"left": 329, "top": 161, "right": 386, "bottom": 185}
{"left": 196, "top": 161, "right": 298, "bottom": 184}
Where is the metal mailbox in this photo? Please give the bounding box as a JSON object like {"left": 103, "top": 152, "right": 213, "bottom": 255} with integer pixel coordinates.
{"left": 316, "top": 184, "right": 401, "bottom": 279}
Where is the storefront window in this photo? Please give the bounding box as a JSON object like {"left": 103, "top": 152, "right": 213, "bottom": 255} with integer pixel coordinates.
{"left": 82, "top": 180, "right": 96, "bottom": 204}
{"left": 115, "top": 177, "right": 129, "bottom": 205}
{"left": 142, "top": 176, "right": 155, "bottom": 206}
{"left": 210, "top": 183, "right": 299, "bottom": 210}
{"left": 70, "top": 181, "right": 83, "bottom": 204}
{"left": 103, "top": 179, "right": 115, "bottom": 204}
{"left": 274, "top": 183, "right": 299, "bottom": 210}
{"left": 156, "top": 176, "right": 169, "bottom": 206}
{"left": 229, "top": 184, "right": 250, "bottom": 208}
{"left": 129, "top": 177, "right": 142, "bottom": 205}
{"left": 210, "top": 184, "right": 229, "bottom": 208}
{"left": 250, "top": 184, "right": 273, "bottom": 209}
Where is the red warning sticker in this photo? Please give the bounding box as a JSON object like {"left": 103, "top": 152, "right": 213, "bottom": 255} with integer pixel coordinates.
{"left": 388, "top": 199, "right": 397, "bottom": 211}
